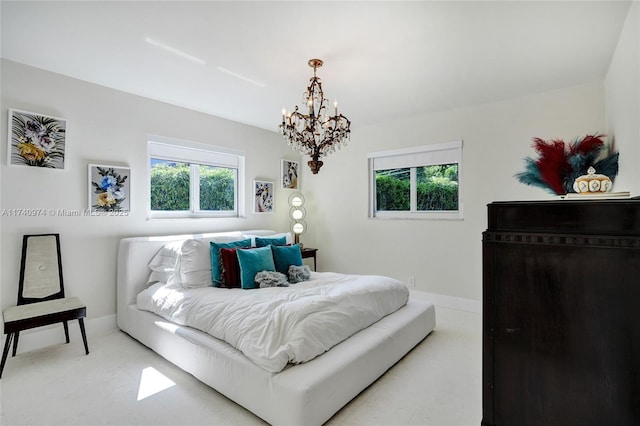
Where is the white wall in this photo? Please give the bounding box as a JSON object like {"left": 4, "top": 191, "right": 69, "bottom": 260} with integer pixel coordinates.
{"left": 0, "top": 59, "right": 296, "bottom": 323}
{"left": 302, "top": 82, "right": 605, "bottom": 301}
{"left": 606, "top": 0, "right": 640, "bottom": 194}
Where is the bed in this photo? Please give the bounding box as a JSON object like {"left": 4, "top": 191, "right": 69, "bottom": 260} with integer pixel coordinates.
{"left": 117, "top": 230, "right": 436, "bottom": 425}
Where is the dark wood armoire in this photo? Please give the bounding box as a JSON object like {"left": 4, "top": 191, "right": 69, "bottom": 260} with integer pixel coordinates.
{"left": 482, "top": 200, "right": 640, "bottom": 426}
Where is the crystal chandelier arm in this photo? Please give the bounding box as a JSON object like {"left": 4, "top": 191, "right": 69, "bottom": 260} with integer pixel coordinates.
{"left": 281, "top": 107, "right": 317, "bottom": 156}
{"left": 305, "top": 77, "right": 327, "bottom": 120}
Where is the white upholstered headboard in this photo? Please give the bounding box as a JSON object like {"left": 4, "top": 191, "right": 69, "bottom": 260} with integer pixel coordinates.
{"left": 116, "top": 230, "right": 278, "bottom": 330}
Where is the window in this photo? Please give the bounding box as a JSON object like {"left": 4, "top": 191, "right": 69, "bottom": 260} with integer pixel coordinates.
{"left": 148, "top": 137, "right": 245, "bottom": 219}
{"left": 368, "top": 141, "right": 463, "bottom": 220}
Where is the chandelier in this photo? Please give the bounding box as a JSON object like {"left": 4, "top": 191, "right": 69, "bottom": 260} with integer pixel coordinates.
{"left": 280, "top": 59, "right": 351, "bottom": 174}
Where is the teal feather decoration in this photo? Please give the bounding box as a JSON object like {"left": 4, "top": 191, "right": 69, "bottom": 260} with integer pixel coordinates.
{"left": 593, "top": 152, "right": 619, "bottom": 182}
{"left": 515, "top": 158, "right": 554, "bottom": 194}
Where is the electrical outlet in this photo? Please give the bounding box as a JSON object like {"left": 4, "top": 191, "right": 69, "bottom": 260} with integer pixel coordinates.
{"left": 408, "top": 276, "right": 415, "bottom": 287}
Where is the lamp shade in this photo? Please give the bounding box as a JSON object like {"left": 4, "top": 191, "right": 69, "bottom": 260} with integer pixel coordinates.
{"left": 292, "top": 220, "right": 307, "bottom": 235}
{"left": 290, "top": 206, "right": 306, "bottom": 221}
{"left": 288, "top": 192, "right": 305, "bottom": 207}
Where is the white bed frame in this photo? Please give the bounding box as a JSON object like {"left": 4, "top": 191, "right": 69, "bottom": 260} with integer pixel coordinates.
{"left": 116, "top": 230, "right": 436, "bottom": 426}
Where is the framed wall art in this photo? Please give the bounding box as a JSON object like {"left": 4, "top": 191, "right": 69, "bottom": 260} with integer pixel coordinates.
{"left": 88, "top": 164, "right": 131, "bottom": 213}
{"left": 281, "top": 159, "right": 299, "bottom": 189}
{"left": 253, "top": 180, "right": 274, "bottom": 213}
{"left": 8, "top": 108, "right": 67, "bottom": 169}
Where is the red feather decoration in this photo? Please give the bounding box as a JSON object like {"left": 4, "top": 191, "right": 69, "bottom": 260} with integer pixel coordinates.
{"left": 568, "top": 134, "right": 604, "bottom": 156}
{"left": 532, "top": 138, "right": 569, "bottom": 195}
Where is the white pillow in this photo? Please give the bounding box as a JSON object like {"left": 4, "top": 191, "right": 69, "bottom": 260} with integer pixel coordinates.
{"left": 147, "top": 241, "right": 183, "bottom": 285}
{"left": 178, "top": 235, "right": 248, "bottom": 288}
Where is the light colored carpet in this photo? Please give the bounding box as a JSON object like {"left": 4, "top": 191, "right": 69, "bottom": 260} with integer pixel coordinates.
{"left": 0, "top": 306, "right": 481, "bottom": 426}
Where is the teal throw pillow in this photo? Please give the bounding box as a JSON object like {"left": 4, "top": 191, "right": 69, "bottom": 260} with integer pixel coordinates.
{"left": 237, "top": 246, "right": 276, "bottom": 289}
{"left": 271, "top": 244, "right": 303, "bottom": 275}
{"left": 255, "top": 235, "right": 287, "bottom": 247}
{"left": 210, "top": 239, "right": 252, "bottom": 286}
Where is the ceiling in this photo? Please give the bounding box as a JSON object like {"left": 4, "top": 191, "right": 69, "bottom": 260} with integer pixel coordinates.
{"left": 0, "top": 1, "right": 632, "bottom": 133}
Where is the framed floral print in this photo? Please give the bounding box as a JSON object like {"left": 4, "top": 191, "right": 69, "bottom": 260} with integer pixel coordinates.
{"left": 88, "top": 164, "right": 131, "bottom": 213}
{"left": 8, "top": 108, "right": 67, "bottom": 169}
{"left": 253, "top": 180, "right": 274, "bottom": 213}
{"left": 281, "top": 159, "right": 299, "bottom": 189}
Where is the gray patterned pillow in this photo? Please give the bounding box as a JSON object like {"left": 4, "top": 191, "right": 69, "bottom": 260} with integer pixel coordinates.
{"left": 255, "top": 271, "right": 289, "bottom": 288}
{"left": 288, "top": 265, "right": 311, "bottom": 283}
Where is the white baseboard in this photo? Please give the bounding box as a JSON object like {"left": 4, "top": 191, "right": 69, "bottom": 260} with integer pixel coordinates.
{"left": 3, "top": 314, "right": 117, "bottom": 355}
{"left": 410, "top": 290, "right": 481, "bottom": 313}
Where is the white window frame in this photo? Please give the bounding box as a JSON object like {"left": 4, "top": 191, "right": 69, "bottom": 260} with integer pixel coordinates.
{"left": 368, "top": 140, "right": 463, "bottom": 220}
{"left": 147, "top": 136, "right": 245, "bottom": 219}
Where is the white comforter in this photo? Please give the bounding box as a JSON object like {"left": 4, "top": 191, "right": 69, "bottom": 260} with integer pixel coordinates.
{"left": 137, "top": 272, "right": 409, "bottom": 373}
